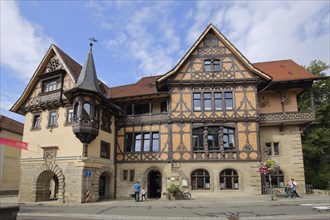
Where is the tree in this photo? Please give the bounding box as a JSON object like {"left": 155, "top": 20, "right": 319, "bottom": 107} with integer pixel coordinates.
{"left": 300, "top": 60, "right": 330, "bottom": 189}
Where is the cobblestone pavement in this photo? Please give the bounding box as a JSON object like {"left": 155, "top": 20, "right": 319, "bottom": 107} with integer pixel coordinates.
{"left": 1, "top": 195, "right": 329, "bottom": 220}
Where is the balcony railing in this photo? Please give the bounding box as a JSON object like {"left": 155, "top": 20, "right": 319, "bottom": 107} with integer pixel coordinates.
{"left": 118, "top": 113, "right": 169, "bottom": 125}
{"left": 259, "top": 111, "right": 315, "bottom": 124}
{"left": 24, "top": 91, "right": 62, "bottom": 111}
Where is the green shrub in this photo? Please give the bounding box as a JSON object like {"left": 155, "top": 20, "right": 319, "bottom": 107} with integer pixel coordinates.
{"left": 167, "top": 184, "right": 180, "bottom": 193}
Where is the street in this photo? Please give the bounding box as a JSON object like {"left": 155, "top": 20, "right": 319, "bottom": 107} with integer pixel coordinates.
{"left": 14, "top": 195, "right": 330, "bottom": 220}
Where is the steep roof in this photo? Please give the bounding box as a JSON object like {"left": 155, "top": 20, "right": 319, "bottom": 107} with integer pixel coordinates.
{"left": 10, "top": 44, "right": 82, "bottom": 114}
{"left": 64, "top": 44, "right": 102, "bottom": 99}
{"left": 156, "top": 23, "right": 272, "bottom": 88}
{"left": 0, "top": 115, "right": 24, "bottom": 135}
{"left": 253, "top": 59, "right": 319, "bottom": 82}
{"left": 53, "top": 45, "right": 82, "bottom": 80}
{"left": 109, "top": 75, "right": 161, "bottom": 99}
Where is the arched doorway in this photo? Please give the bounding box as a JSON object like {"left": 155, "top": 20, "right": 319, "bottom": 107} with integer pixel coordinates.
{"left": 34, "top": 162, "right": 65, "bottom": 203}
{"left": 36, "top": 170, "right": 59, "bottom": 202}
{"left": 92, "top": 166, "right": 114, "bottom": 201}
{"left": 148, "top": 169, "right": 162, "bottom": 198}
{"left": 98, "top": 172, "right": 111, "bottom": 199}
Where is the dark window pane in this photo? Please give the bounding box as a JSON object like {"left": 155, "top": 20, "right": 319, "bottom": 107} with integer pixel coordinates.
{"left": 126, "top": 105, "right": 133, "bottom": 115}
{"left": 266, "top": 143, "right": 272, "bottom": 155}
{"left": 135, "top": 103, "right": 150, "bottom": 114}
{"left": 125, "top": 133, "right": 133, "bottom": 152}
{"left": 123, "top": 170, "right": 128, "bottom": 180}
{"left": 130, "top": 170, "right": 135, "bottom": 182}
{"left": 160, "top": 101, "right": 167, "bottom": 112}
{"left": 74, "top": 103, "right": 79, "bottom": 117}
{"left": 274, "top": 143, "right": 280, "bottom": 155}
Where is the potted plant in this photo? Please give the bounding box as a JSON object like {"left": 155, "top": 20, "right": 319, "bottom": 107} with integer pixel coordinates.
{"left": 258, "top": 159, "right": 280, "bottom": 200}
{"left": 167, "top": 183, "right": 180, "bottom": 200}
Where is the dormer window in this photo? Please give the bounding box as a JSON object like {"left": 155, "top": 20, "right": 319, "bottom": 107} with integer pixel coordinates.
{"left": 204, "top": 59, "right": 221, "bottom": 72}
{"left": 43, "top": 77, "right": 61, "bottom": 93}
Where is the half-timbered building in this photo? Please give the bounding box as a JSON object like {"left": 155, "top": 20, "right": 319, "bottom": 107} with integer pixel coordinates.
{"left": 11, "top": 24, "right": 319, "bottom": 203}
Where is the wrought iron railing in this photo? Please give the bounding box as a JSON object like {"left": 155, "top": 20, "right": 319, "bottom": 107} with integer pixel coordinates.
{"left": 117, "top": 113, "right": 169, "bottom": 125}
{"left": 259, "top": 111, "right": 315, "bottom": 123}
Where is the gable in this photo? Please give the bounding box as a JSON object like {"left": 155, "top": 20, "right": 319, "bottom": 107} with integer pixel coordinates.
{"left": 10, "top": 44, "right": 81, "bottom": 114}
{"left": 156, "top": 24, "right": 271, "bottom": 88}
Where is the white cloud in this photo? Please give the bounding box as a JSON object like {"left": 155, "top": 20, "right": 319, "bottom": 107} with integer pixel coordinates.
{"left": 86, "top": 1, "right": 182, "bottom": 76}
{"left": 0, "top": 1, "right": 54, "bottom": 81}
{"left": 188, "top": 1, "right": 329, "bottom": 69}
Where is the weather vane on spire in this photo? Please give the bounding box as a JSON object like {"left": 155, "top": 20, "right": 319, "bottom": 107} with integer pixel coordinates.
{"left": 89, "top": 37, "right": 98, "bottom": 49}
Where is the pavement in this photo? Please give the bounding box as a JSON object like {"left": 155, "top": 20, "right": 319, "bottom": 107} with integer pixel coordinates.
{"left": 0, "top": 194, "right": 329, "bottom": 220}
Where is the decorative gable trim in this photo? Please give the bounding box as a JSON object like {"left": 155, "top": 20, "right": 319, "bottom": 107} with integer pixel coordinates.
{"left": 156, "top": 23, "right": 272, "bottom": 89}
{"left": 10, "top": 44, "right": 78, "bottom": 114}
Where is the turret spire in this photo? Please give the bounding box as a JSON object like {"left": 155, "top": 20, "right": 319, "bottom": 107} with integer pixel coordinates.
{"left": 89, "top": 37, "right": 97, "bottom": 51}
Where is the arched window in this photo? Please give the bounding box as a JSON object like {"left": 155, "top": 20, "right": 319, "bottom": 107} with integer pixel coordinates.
{"left": 73, "top": 102, "right": 79, "bottom": 118}
{"left": 191, "top": 169, "right": 210, "bottom": 190}
{"left": 220, "top": 169, "right": 239, "bottom": 190}
{"left": 94, "top": 106, "right": 99, "bottom": 121}
{"left": 82, "top": 102, "right": 91, "bottom": 117}
{"left": 264, "top": 170, "right": 285, "bottom": 188}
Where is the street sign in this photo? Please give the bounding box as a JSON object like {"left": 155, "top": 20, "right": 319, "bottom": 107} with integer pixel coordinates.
{"left": 85, "top": 169, "right": 92, "bottom": 177}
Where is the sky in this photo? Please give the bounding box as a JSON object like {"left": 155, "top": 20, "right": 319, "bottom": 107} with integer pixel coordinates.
{"left": 1, "top": 0, "right": 329, "bottom": 123}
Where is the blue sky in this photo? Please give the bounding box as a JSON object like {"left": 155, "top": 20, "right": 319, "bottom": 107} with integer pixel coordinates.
{"left": 1, "top": 0, "right": 329, "bottom": 123}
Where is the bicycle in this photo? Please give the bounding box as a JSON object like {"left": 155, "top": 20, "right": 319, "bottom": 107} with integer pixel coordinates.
{"left": 174, "top": 190, "right": 191, "bottom": 200}
{"left": 264, "top": 187, "right": 282, "bottom": 197}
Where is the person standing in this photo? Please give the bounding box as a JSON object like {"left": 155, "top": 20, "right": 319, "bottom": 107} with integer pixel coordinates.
{"left": 290, "top": 179, "right": 300, "bottom": 198}
{"left": 141, "top": 188, "right": 147, "bottom": 201}
{"left": 133, "top": 181, "right": 141, "bottom": 202}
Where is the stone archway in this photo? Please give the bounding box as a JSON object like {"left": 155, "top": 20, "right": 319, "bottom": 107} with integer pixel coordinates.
{"left": 34, "top": 162, "right": 65, "bottom": 203}
{"left": 91, "top": 166, "right": 114, "bottom": 201}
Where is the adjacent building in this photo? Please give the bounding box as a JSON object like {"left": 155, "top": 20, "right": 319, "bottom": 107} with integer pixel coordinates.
{"left": 11, "top": 24, "right": 319, "bottom": 203}
{"left": 0, "top": 115, "right": 24, "bottom": 195}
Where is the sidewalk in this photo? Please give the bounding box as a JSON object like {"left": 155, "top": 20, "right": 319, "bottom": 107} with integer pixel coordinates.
{"left": 1, "top": 194, "right": 329, "bottom": 206}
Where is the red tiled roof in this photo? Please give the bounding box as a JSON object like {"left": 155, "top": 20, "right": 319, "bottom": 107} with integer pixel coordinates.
{"left": 109, "top": 75, "right": 161, "bottom": 99}
{"left": 0, "top": 115, "right": 24, "bottom": 135}
{"left": 253, "top": 59, "right": 318, "bottom": 82}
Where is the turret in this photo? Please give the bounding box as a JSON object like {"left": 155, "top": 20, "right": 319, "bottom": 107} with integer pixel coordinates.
{"left": 64, "top": 38, "right": 103, "bottom": 156}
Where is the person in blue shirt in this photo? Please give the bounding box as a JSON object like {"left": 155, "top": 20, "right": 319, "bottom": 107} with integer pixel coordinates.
{"left": 133, "top": 181, "right": 141, "bottom": 202}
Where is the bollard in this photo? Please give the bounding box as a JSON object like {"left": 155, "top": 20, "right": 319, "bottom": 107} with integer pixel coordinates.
{"left": 85, "top": 189, "right": 91, "bottom": 203}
